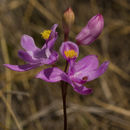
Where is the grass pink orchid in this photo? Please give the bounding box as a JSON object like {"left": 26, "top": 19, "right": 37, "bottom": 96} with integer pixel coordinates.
{"left": 36, "top": 41, "right": 109, "bottom": 95}
{"left": 3, "top": 7, "right": 109, "bottom": 130}
{"left": 36, "top": 55, "right": 109, "bottom": 95}
{"left": 4, "top": 24, "right": 59, "bottom": 72}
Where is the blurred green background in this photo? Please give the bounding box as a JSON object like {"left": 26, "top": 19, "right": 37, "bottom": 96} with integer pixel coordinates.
{"left": 0, "top": 0, "right": 130, "bottom": 130}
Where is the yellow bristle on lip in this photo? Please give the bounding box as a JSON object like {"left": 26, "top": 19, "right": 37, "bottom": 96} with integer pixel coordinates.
{"left": 64, "top": 50, "right": 77, "bottom": 58}
{"left": 41, "top": 30, "right": 51, "bottom": 40}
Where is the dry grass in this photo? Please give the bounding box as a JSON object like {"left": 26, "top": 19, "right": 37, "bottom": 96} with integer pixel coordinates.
{"left": 0, "top": 0, "right": 130, "bottom": 130}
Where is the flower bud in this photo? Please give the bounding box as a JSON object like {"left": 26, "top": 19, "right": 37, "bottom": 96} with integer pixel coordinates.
{"left": 62, "top": 7, "right": 75, "bottom": 34}
{"left": 76, "top": 14, "right": 104, "bottom": 45}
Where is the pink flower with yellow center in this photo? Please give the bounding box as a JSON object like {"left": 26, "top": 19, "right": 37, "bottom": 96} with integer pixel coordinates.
{"left": 4, "top": 24, "right": 59, "bottom": 72}
{"left": 36, "top": 42, "right": 109, "bottom": 95}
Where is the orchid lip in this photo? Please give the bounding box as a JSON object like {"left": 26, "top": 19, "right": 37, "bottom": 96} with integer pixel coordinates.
{"left": 64, "top": 49, "right": 77, "bottom": 59}
{"left": 41, "top": 30, "right": 52, "bottom": 40}
{"left": 60, "top": 41, "right": 79, "bottom": 61}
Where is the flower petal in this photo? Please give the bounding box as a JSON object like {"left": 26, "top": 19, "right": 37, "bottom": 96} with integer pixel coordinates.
{"left": 18, "top": 50, "right": 40, "bottom": 63}
{"left": 21, "top": 35, "right": 38, "bottom": 51}
{"left": 87, "top": 61, "right": 109, "bottom": 81}
{"left": 4, "top": 64, "right": 40, "bottom": 72}
{"left": 33, "top": 48, "right": 47, "bottom": 59}
{"left": 60, "top": 41, "right": 79, "bottom": 61}
{"left": 40, "top": 51, "right": 59, "bottom": 65}
{"left": 36, "top": 67, "right": 71, "bottom": 83}
{"left": 70, "top": 56, "right": 108, "bottom": 84}
{"left": 72, "top": 83, "right": 92, "bottom": 95}
{"left": 48, "top": 51, "right": 59, "bottom": 64}
{"left": 68, "top": 60, "right": 76, "bottom": 76}
{"left": 50, "top": 24, "right": 58, "bottom": 37}
{"left": 43, "top": 24, "right": 58, "bottom": 49}
{"left": 74, "top": 55, "right": 99, "bottom": 73}
{"left": 46, "top": 34, "right": 58, "bottom": 49}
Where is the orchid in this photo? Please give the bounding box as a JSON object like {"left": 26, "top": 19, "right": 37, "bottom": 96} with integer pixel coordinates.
{"left": 3, "top": 8, "right": 109, "bottom": 130}
{"left": 76, "top": 14, "right": 104, "bottom": 45}
{"left": 4, "top": 24, "right": 59, "bottom": 72}
{"left": 36, "top": 41, "right": 109, "bottom": 95}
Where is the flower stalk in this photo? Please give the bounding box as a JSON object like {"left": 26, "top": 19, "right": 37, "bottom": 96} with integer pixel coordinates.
{"left": 61, "top": 60, "right": 68, "bottom": 130}
{"left": 61, "top": 7, "right": 75, "bottom": 130}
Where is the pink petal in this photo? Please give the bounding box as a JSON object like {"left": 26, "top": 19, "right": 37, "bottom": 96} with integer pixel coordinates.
{"left": 18, "top": 50, "right": 40, "bottom": 63}
{"left": 74, "top": 55, "right": 99, "bottom": 73}
{"left": 21, "top": 35, "right": 38, "bottom": 51}
{"left": 70, "top": 56, "right": 109, "bottom": 83}
{"left": 36, "top": 67, "right": 71, "bottom": 83}
{"left": 72, "top": 83, "right": 92, "bottom": 95}
{"left": 4, "top": 64, "right": 40, "bottom": 72}
{"left": 87, "top": 61, "right": 109, "bottom": 81}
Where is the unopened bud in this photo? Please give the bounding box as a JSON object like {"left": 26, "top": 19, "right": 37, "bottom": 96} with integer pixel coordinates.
{"left": 76, "top": 14, "right": 104, "bottom": 45}
{"left": 62, "top": 7, "right": 75, "bottom": 34}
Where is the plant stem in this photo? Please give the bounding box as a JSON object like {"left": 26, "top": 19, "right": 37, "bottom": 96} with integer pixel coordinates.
{"left": 61, "top": 61, "right": 68, "bottom": 130}
{"left": 64, "top": 32, "right": 69, "bottom": 41}
{"left": 61, "top": 22, "right": 69, "bottom": 130}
